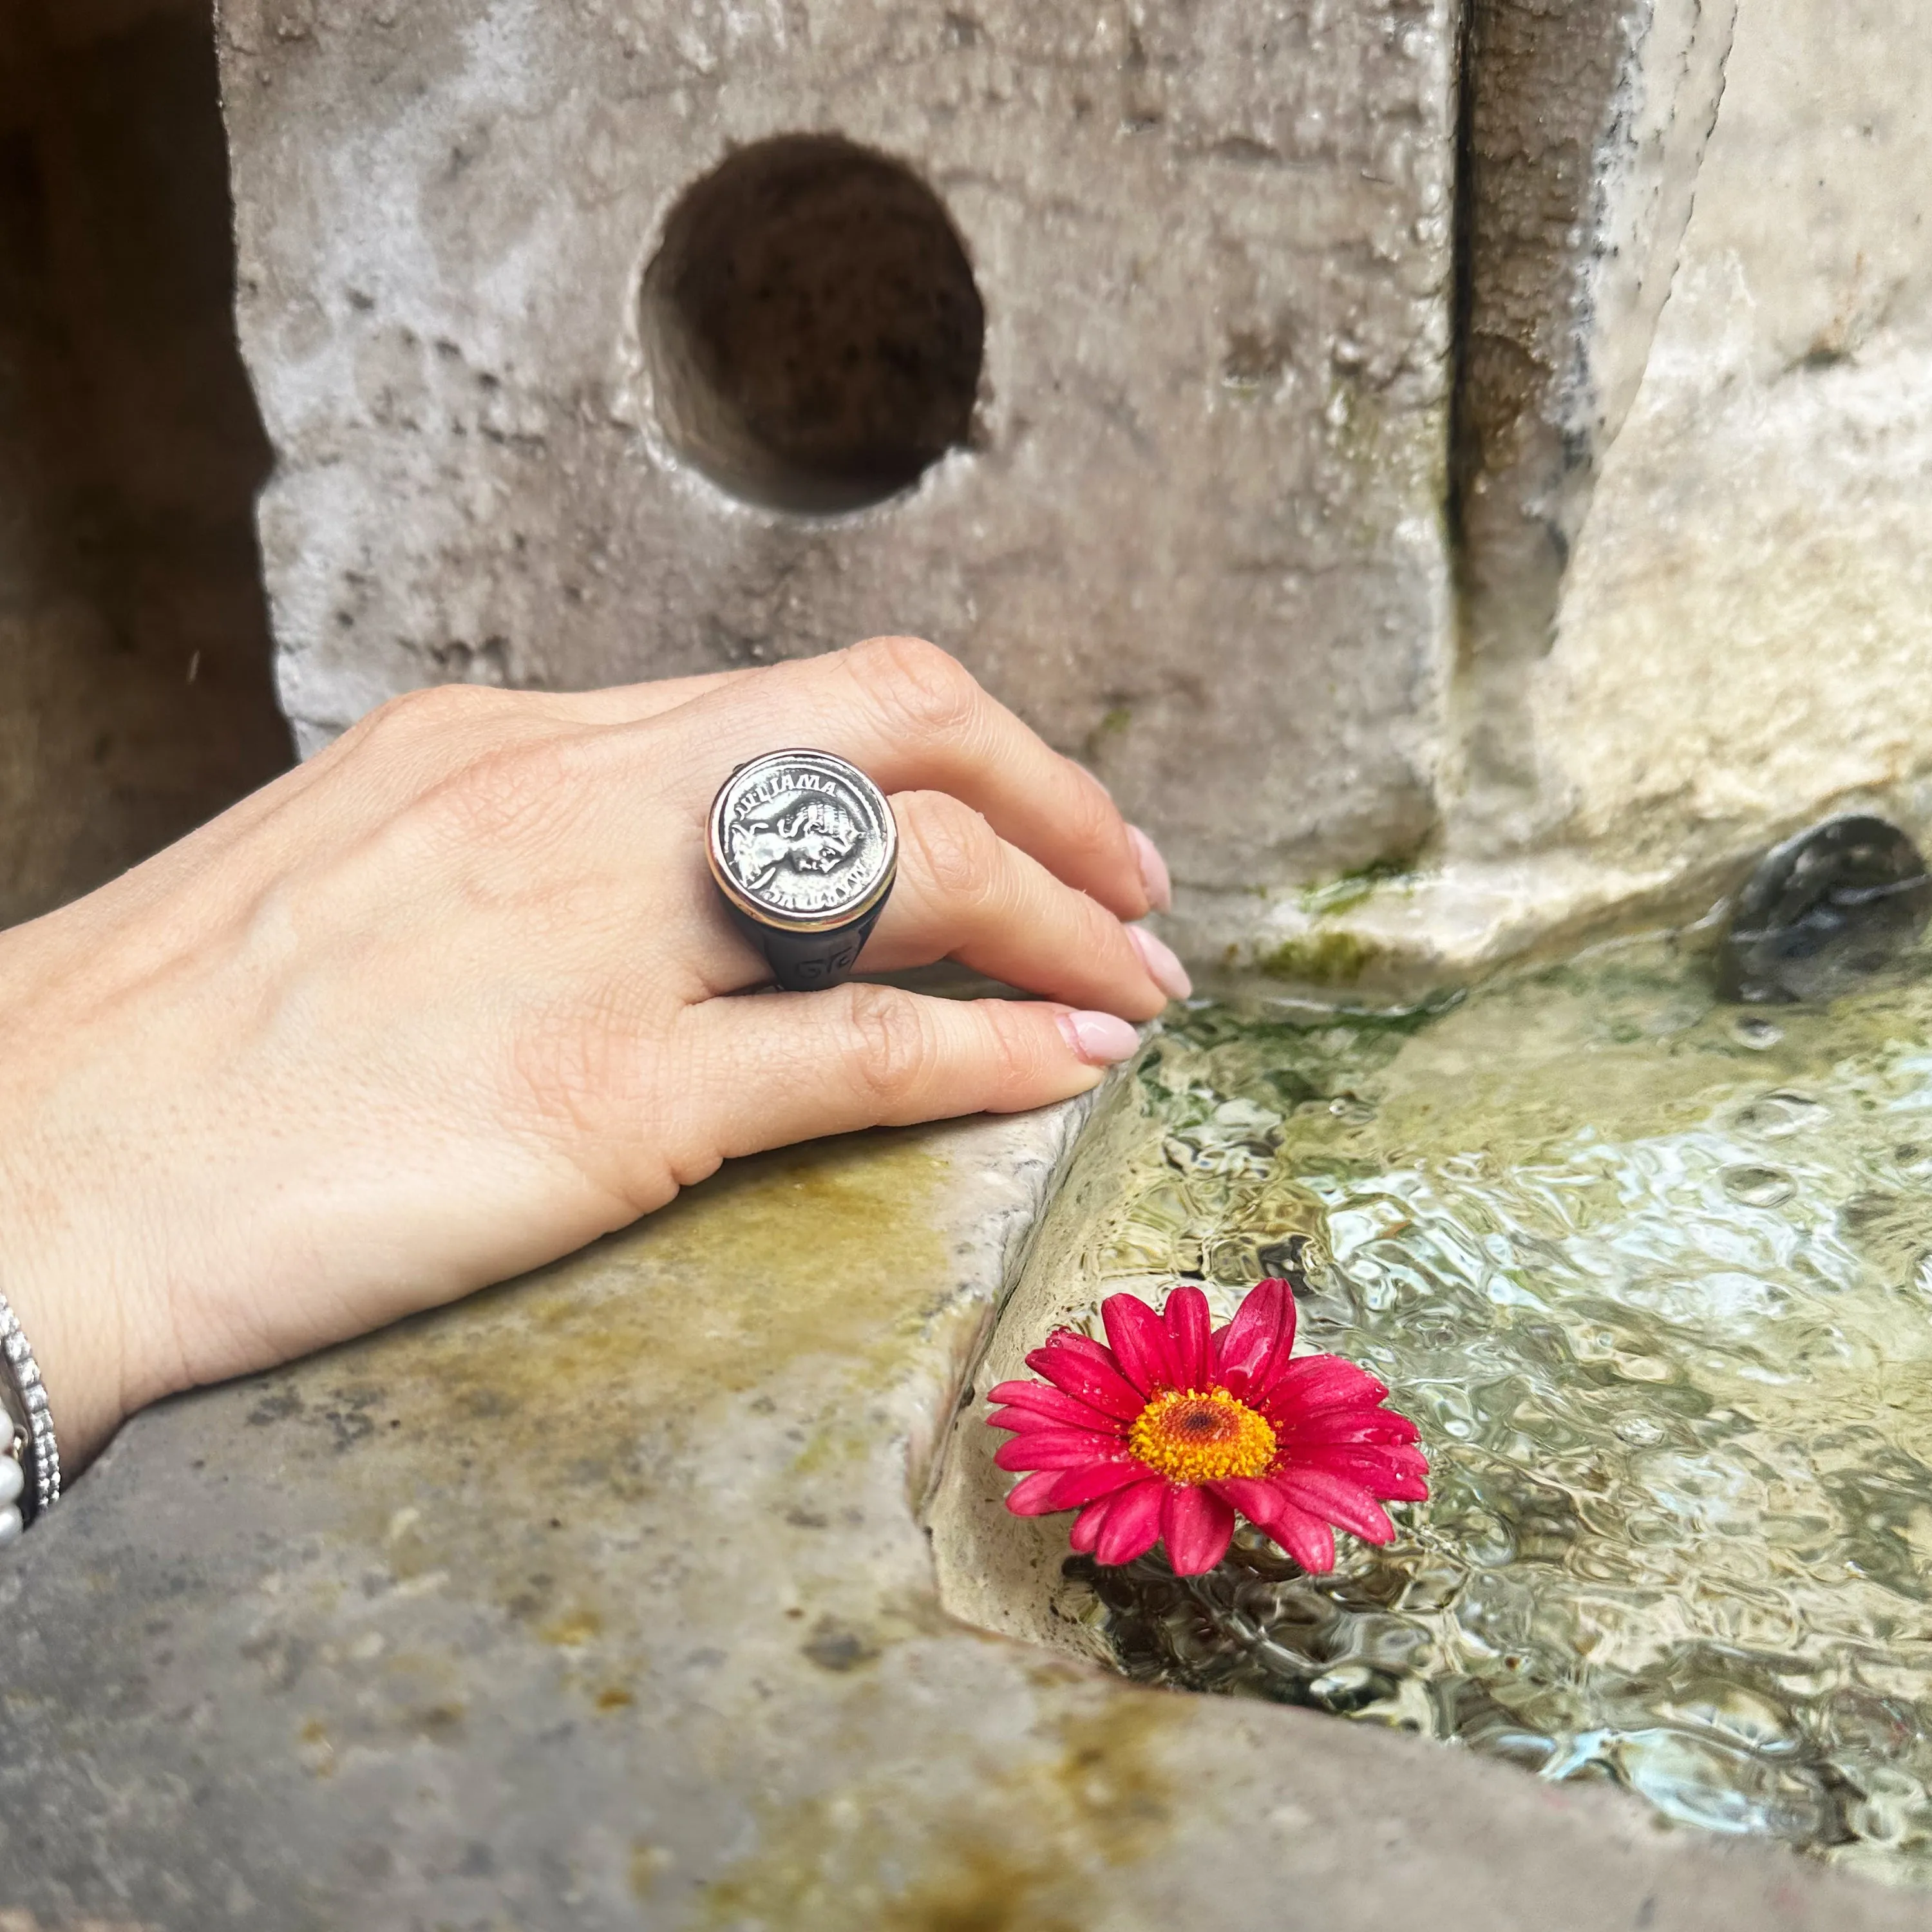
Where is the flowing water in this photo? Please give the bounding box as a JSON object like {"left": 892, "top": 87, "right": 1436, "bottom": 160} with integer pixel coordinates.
{"left": 1059, "top": 934, "right": 1932, "bottom": 1882}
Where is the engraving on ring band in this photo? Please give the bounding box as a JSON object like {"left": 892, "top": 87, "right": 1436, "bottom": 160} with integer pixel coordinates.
{"left": 708, "top": 750, "right": 896, "bottom": 933}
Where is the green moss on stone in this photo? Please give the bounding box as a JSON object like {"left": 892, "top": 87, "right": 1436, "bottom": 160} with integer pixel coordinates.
{"left": 1258, "top": 929, "right": 1379, "bottom": 987}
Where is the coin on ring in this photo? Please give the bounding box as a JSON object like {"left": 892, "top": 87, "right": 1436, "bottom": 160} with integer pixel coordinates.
{"left": 706, "top": 748, "right": 898, "bottom": 992}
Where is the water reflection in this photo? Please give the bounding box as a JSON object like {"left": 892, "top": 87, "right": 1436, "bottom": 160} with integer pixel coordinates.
{"left": 1066, "top": 938, "right": 1932, "bottom": 1880}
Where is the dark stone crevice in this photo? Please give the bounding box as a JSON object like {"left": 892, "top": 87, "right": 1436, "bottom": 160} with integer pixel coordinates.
{"left": 0, "top": 0, "right": 290, "bottom": 929}
{"left": 1441, "top": 0, "right": 1738, "bottom": 855}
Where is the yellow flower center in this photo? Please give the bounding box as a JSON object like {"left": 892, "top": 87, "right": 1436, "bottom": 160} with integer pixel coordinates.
{"left": 1127, "top": 1388, "right": 1278, "bottom": 1484}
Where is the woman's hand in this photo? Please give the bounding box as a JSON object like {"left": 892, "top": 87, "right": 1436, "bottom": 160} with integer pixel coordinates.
{"left": 0, "top": 638, "right": 1187, "bottom": 1467}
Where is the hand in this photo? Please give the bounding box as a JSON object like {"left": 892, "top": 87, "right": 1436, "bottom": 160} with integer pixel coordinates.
{"left": 0, "top": 638, "right": 1188, "bottom": 1468}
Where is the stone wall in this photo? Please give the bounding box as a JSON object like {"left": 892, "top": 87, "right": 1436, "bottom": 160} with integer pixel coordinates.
{"left": 1232, "top": 0, "right": 1932, "bottom": 993}
{"left": 1521, "top": 0, "right": 1932, "bottom": 889}
{"left": 9, "top": 0, "right": 1927, "bottom": 984}
{"left": 215, "top": 0, "right": 1932, "bottom": 991}
{"left": 217, "top": 0, "right": 1459, "bottom": 919}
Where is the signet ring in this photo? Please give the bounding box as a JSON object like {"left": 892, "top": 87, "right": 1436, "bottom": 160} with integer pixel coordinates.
{"left": 706, "top": 749, "right": 898, "bottom": 992}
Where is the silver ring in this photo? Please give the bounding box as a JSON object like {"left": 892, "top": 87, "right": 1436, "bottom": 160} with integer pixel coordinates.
{"left": 707, "top": 749, "right": 898, "bottom": 992}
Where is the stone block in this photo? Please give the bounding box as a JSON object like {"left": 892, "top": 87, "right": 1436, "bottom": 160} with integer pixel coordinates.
{"left": 1213, "top": 0, "right": 1932, "bottom": 998}
{"left": 3, "top": 1079, "right": 1926, "bottom": 1927}
{"left": 216, "top": 0, "right": 1458, "bottom": 945}
{"left": 1520, "top": 0, "right": 1932, "bottom": 887}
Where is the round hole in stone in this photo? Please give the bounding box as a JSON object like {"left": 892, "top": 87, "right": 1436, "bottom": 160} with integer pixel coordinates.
{"left": 641, "top": 135, "right": 985, "bottom": 515}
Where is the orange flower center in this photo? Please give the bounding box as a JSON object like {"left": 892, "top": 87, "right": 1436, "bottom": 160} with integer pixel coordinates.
{"left": 1128, "top": 1387, "right": 1278, "bottom": 1484}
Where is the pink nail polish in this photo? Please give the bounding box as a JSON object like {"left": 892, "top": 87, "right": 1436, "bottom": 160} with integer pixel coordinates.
{"left": 1059, "top": 1010, "right": 1141, "bottom": 1065}
{"left": 1128, "top": 825, "right": 1173, "bottom": 912}
{"left": 1128, "top": 924, "right": 1193, "bottom": 1001}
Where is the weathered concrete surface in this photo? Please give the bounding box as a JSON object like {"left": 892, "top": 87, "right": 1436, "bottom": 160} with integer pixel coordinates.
{"left": 1445, "top": 0, "right": 1739, "bottom": 848}
{"left": 216, "top": 0, "right": 1457, "bottom": 942}
{"left": 1206, "top": 0, "right": 1932, "bottom": 1000}
{"left": 2, "top": 1088, "right": 1927, "bottom": 1929}
{"left": 1523, "top": 0, "right": 1932, "bottom": 882}
{"left": 0, "top": 0, "right": 290, "bottom": 929}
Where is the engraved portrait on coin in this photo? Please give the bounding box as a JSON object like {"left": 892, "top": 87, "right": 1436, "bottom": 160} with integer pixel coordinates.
{"left": 707, "top": 750, "right": 897, "bottom": 932}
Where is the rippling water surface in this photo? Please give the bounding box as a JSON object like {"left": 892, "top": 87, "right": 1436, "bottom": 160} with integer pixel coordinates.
{"left": 1062, "top": 938, "right": 1932, "bottom": 1880}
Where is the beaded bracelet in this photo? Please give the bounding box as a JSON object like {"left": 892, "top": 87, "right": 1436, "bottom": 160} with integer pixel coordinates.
{"left": 0, "top": 1289, "right": 61, "bottom": 1543}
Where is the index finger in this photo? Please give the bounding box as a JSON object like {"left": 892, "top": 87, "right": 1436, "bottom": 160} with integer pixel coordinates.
{"left": 668, "top": 636, "right": 1159, "bottom": 921}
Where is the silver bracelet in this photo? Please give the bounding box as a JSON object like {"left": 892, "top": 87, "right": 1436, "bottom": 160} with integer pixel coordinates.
{"left": 0, "top": 1289, "right": 61, "bottom": 1542}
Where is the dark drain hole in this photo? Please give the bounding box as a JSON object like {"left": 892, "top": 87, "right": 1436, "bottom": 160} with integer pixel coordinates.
{"left": 641, "top": 135, "right": 985, "bottom": 515}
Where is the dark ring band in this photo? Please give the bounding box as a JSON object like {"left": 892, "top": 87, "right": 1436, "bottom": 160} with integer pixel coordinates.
{"left": 715, "top": 896, "right": 893, "bottom": 992}
{"left": 707, "top": 749, "right": 898, "bottom": 994}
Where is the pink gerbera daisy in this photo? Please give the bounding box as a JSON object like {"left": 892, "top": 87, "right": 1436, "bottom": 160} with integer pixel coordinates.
{"left": 986, "top": 1279, "right": 1427, "bottom": 1577}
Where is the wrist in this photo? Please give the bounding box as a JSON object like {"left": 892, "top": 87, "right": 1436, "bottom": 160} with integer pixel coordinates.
{"left": 0, "top": 1148, "right": 142, "bottom": 1472}
{"left": 0, "top": 958, "right": 147, "bottom": 1470}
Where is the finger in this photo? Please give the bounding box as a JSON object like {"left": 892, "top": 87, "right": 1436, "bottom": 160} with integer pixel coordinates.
{"left": 863, "top": 792, "right": 1188, "bottom": 1018}
{"left": 669, "top": 638, "right": 1158, "bottom": 920}
{"left": 677, "top": 984, "right": 1141, "bottom": 1159}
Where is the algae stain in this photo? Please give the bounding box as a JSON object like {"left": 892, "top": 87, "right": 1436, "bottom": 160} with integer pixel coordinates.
{"left": 1259, "top": 929, "right": 1379, "bottom": 987}
{"left": 540, "top": 1607, "right": 603, "bottom": 1648}
{"left": 632, "top": 1841, "right": 676, "bottom": 1899}
{"left": 1296, "top": 846, "right": 1423, "bottom": 919}
{"left": 335, "top": 1132, "right": 945, "bottom": 1479}
{"left": 1080, "top": 701, "right": 1133, "bottom": 770}
{"left": 688, "top": 1689, "right": 1177, "bottom": 1931}
{"left": 303, "top": 1130, "right": 949, "bottom": 1638}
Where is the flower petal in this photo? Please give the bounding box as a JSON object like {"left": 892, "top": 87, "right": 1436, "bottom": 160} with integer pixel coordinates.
{"left": 995, "top": 1430, "right": 1122, "bottom": 1472}
{"left": 1025, "top": 1342, "right": 1146, "bottom": 1421}
{"left": 1208, "top": 1478, "right": 1338, "bottom": 1571}
{"left": 1001, "top": 1469, "right": 1072, "bottom": 1515}
{"left": 1294, "top": 1443, "right": 1430, "bottom": 1501}
{"left": 985, "top": 1398, "right": 1122, "bottom": 1440}
{"left": 1094, "top": 1480, "right": 1165, "bottom": 1566}
{"left": 1160, "top": 1484, "right": 1236, "bottom": 1577}
{"left": 986, "top": 1381, "right": 1125, "bottom": 1431}
{"left": 1262, "top": 1499, "right": 1338, "bottom": 1574}
{"left": 1263, "top": 1352, "right": 1390, "bottom": 1414}
{"left": 1277, "top": 1409, "right": 1421, "bottom": 1448}
{"left": 1208, "top": 1475, "right": 1283, "bottom": 1523}
{"left": 1162, "top": 1283, "right": 1212, "bottom": 1388}
{"left": 1048, "top": 1458, "right": 1155, "bottom": 1509}
{"left": 1274, "top": 1467, "right": 1397, "bottom": 1544}
{"left": 1069, "top": 1494, "right": 1117, "bottom": 1555}
{"left": 1213, "top": 1278, "right": 1297, "bottom": 1397}
{"left": 1101, "top": 1292, "right": 1177, "bottom": 1395}
{"left": 1041, "top": 1331, "right": 1119, "bottom": 1368}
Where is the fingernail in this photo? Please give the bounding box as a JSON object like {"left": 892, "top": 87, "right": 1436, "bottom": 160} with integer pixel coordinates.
{"left": 1128, "top": 923, "right": 1193, "bottom": 1001}
{"left": 1058, "top": 1010, "right": 1141, "bottom": 1065}
{"left": 1128, "top": 825, "right": 1173, "bottom": 912}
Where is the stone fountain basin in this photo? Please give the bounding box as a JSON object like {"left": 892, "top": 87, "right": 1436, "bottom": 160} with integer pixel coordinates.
{"left": 2, "top": 1083, "right": 1926, "bottom": 1929}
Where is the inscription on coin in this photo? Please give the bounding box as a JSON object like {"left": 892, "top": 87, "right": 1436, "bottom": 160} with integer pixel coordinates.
{"left": 709, "top": 751, "right": 896, "bottom": 926}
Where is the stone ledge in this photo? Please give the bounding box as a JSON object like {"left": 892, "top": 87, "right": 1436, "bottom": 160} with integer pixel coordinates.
{"left": 0, "top": 1081, "right": 1922, "bottom": 1927}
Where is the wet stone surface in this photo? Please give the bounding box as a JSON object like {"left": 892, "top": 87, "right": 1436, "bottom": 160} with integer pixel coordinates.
{"left": 1719, "top": 815, "right": 1932, "bottom": 1007}
{"left": 1022, "top": 936, "right": 1932, "bottom": 1884}
{"left": 6, "top": 1068, "right": 1931, "bottom": 1926}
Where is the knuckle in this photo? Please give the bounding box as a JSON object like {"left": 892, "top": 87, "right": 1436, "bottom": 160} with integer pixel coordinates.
{"left": 412, "top": 727, "right": 594, "bottom": 849}
{"left": 1061, "top": 772, "right": 1126, "bottom": 865}
{"left": 357, "top": 680, "right": 505, "bottom": 748}
{"left": 900, "top": 793, "right": 998, "bottom": 905}
{"left": 982, "top": 998, "right": 1052, "bottom": 1097}
{"left": 849, "top": 635, "right": 980, "bottom": 745}
{"left": 842, "top": 983, "right": 940, "bottom": 1110}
